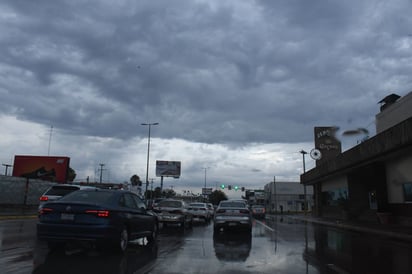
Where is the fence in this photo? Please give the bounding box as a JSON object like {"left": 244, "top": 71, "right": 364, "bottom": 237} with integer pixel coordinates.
{"left": 0, "top": 175, "right": 54, "bottom": 206}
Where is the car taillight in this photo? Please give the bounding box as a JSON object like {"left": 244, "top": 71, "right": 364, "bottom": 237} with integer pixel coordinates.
{"left": 240, "top": 209, "right": 250, "bottom": 214}
{"left": 39, "top": 196, "right": 48, "bottom": 202}
{"left": 216, "top": 209, "right": 226, "bottom": 213}
{"left": 39, "top": 207, "right": 53, "bottom": 215}
{"left": 85, "top": 210, "right": 110, "bottom": 217}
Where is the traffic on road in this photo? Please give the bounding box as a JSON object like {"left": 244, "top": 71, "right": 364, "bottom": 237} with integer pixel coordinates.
{"left": 2, "top": 211, "right": 412, "bottom": 273}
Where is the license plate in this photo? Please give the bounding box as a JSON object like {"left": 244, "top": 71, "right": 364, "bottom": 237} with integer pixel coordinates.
{"left": 61, "top": 213, "right": 74, "bottom": 221}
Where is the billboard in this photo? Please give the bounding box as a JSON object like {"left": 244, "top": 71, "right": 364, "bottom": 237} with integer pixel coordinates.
{"left": 12, "top": 155, "right": 70, "bottom": 183}
{"left": 314, "top": 127, "right": 342, "bottom": 164}
{"left": 156, "top": 160, "right": 181, "bottom": 178}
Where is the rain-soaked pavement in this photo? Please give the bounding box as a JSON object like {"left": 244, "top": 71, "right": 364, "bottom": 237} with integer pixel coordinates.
{"left": 1, "top": 216, "right": 412, "bottom": 273}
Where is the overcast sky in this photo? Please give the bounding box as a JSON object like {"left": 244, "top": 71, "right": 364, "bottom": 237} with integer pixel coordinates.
{"left": 1, "top": 0, "right": 411, "bottom": 198}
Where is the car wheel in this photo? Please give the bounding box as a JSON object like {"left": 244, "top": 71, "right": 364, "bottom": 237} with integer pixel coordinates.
{"left": 118, "top": 227, "right": 129, "bottom": 252}
{"left": 180, "top": 220, "right": 186, "bottom": 231}
{"left": 147, "top": 223, "right": 158, "bottom": 244}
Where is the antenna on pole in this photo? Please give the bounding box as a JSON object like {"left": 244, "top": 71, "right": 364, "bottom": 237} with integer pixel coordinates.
{"left": 48, "top": 125, "right": 53, "bottom": 156}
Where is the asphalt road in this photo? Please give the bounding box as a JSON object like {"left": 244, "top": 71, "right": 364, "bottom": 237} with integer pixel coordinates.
{"left": 1, "top": 216, "right": 412, "bottom": 274}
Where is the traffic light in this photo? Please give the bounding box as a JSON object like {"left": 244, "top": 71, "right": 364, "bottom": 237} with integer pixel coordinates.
{"left": 234, "top": 185, "right": 239, "bottom": 191}
{"left": 220, "top": 184, "right": 225, "bottom": 189}
{"left": 228, "top": 185, "right": 232, "bottom": 190}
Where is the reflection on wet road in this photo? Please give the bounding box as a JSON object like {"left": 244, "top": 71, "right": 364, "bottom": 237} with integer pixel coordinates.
{"left": 1, "top": 216, "right": 412, "bottom": 273}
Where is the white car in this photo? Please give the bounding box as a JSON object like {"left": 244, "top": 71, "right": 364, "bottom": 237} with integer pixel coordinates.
{"left": 188, "top": 202, "right": 211, "bottom": 222}
{"left": 39, "top": 184, "right": 97, "bottom": 209}
{"left": 207, "top": 203, "right": 215, "bottom": 217}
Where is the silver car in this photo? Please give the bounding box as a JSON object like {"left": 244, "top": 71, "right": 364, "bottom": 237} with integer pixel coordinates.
{"left": 188, "top": 202, "right": 211, "bottom": 223}
{"left": 153, "top": 199, "right": 193, "bottom": 229}
{"left": 213, "top": 200, "right": 252, "bottom": 234}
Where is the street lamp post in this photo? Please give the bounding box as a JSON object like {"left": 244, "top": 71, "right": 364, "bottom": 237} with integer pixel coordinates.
{"left": 300, "top": 150, "right": 308, "bottom": 215}
{"left": 141, "top": 122, "right": 159, "bottom": 198}
{"left": 202, "top": 167, "right": 209, "bottom": 201}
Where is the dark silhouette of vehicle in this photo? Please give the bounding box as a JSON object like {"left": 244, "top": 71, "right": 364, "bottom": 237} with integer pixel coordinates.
{"left": 37, "top": 189, "right": 158, "bottom": 253}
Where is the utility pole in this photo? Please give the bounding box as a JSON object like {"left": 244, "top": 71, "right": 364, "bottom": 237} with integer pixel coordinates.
{"left": 47, "top": 125, "right": 53, "bottom": 156}
{"left": 99, "top": 163, "right": 105, "bottom": 183}
{"left": 273, "top": 176, "right": 277, "bottom": 214}
{"left": 2, "top": 164, "right": 12, "bottom": 176}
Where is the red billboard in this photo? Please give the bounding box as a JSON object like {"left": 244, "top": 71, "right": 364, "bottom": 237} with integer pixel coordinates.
{"left": 12, "top": 155, "right": 70, "bottom": 183}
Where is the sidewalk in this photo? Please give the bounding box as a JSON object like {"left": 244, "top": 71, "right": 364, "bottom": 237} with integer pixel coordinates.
{"left": 0, "top": 204, "right": 38, "bottom": 219}
{"left": 268, "top": 214, "right": 412, "bottom": 242}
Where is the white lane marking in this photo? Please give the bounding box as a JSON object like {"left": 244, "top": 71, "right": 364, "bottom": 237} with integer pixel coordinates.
{"left": 254, "top": 219, "right": 275, "bottom": 232}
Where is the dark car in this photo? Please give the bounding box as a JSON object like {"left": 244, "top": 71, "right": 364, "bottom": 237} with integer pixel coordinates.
{"left": 251, "top": 205, "right": 266, "bottom": 219}
{"left": 153, "top": 199, "right": 193, "bottom": 229}
{"left": 37, "top": 189, "right": 158, "bottom": 252}
{"left": 213, "top": 200, "right": 252, "bottom": 234}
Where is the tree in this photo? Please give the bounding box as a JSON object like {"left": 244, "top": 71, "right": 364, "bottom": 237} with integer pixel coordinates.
{"left": 208, "top": 190, "right": 228, "bottom": 205}
{"left": 163, "top": 189, "right": 176, "bottom": 198}
{"left": 130, "top": 174, "right": 142, "bottom": 186}
{"left": 67, "top": 167, "right": 76, "bottom": 182}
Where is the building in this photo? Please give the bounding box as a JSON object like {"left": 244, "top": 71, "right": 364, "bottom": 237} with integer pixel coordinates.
{"left": 302, "top": 91, "right": 412, "bottom": 225}
{"left": 264, "top": 181, "right": 314, "bottom": 214}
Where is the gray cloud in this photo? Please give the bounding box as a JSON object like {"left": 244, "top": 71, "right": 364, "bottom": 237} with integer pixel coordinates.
{"left": 1, "top": 0, "right": 411, "bottom": 186}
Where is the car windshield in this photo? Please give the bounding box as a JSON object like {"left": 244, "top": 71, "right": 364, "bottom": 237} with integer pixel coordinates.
{"left": 60, "top": 190, "right": 115, "bottom": 204}
{"left": 158, "top": 200, "right": 182, "bottom": 208}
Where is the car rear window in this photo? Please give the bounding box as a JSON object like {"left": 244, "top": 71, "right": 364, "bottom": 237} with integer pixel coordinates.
{"left": 190, "top": 203, "right": 205, "bottom": 207}
{"left": 158, "top": 200, "right": 183, "bottom": 208}
{"left": 45, "top": 186, "right": 81, "bottom": 196}
{"left": 219, "top": 202, "right": 246, "bottom": 208}
{"left": 60, "top": 190, "right": 115, "bottom": 203}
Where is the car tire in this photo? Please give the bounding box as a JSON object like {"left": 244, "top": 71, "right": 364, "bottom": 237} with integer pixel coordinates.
{"left": 117, "top": 227, "right": 129, "bottom": 253}
{"left": 147, "top": 223, "right": 158, "bottom": 244}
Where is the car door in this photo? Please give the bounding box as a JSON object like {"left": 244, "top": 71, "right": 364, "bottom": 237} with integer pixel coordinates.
{"left": 120, "top": 193, "right": 144, "bottom": 238}
{"left": 131, "top": 194, "right": 154, "bottom": 232}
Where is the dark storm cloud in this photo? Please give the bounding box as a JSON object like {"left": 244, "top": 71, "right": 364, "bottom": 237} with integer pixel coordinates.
{"left": 1, "top": 0, "right": 411, "bottom": 146}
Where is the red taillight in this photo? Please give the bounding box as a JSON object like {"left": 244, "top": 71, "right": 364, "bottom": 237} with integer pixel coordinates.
{"left": 216, "top": 209, "right": 226, "bottom": 213}
{"left": 39, "top": 207, "right": 53, "bottom": 215}
{"left": 39, "top": 196, "right": 48, "bottom": 202}
{"left": 240, "top": 209, "right": 250, "bottom": 214}
{"left": 85, "top": 210, "right": 110, "bottom": 217}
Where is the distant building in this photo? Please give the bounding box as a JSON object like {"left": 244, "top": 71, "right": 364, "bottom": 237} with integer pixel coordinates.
{"left": 264, "top": 181, "right": 313, "bottom": 214}
{"left": 302, "top": 91, "right": 412, "bottom": 225}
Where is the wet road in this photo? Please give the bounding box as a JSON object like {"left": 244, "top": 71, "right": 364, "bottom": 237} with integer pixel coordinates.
{"left": 1, "top": 216, "right": 412, "bottom": 273}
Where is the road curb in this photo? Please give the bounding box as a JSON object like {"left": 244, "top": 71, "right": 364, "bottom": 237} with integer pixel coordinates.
{"left": 284, "top": 215, "right": 412, "bottom": 242}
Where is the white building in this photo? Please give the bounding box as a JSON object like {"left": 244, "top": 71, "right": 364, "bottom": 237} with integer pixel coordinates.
{"left": 264, "top": 181, "right": 313, "bottom": 214}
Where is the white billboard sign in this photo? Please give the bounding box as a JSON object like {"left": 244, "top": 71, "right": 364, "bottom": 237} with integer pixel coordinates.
{"left": 156, "top": 160, "right": 181, "bottom": 178}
